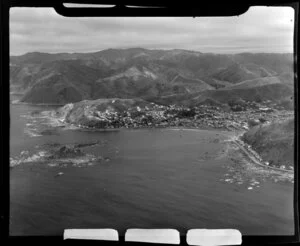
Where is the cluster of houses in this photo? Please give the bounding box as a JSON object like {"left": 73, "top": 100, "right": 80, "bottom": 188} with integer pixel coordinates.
{"left": 75, "top": 100, "right": 293, "bottom": 131}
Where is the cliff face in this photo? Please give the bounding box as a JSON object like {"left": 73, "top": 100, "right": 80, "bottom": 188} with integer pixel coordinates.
{"left": 241, "top": 118, "right": 294, "bottom": 168}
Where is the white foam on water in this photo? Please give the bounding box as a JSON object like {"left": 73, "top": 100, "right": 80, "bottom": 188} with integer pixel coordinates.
{"left": 62, "top": 124, "right": 81, "bottom": 130}
{"left": 23, "top": 154, "right": 42, "bottom": 163}
{"left": 48, "top": 163, "right": 59, "bottom": 167}
{"left": 44, "top": 117, "right": 66, "bottom": 127}
{"left": 24, "top": 128, "right": 42, "bottom": 137}
{"left": 72, "top": 158, "right": 90, "bottom": 165}
{"left": 20, "top": 114, "right": 33, "bottom": 119}
{"left": 20, "top": 150, "right": 29, "bottom": 156}
{"left": 37, "top": 151, "right": 51, "bottom": 157}
{"left": 10, "top": 149, "right": 52, "bottom": 167}
{"left": 10, "top": 158, "right": 22, "bottom": 167}
{"left": 181, "top": 128, "right": 205, "bottom": 132}
{"left": 48, "top": 154, "right": 101, "bottom": 168}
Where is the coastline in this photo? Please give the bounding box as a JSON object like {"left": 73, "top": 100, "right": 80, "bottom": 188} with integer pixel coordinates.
{"left": 233, "top": 135, "right": 294, "bottom": 173}
{"left": 12, "top": 101, "right": 294, "bottom": 173}
{"left": 11, "top": 100, "right": 65, "bottom": 107}
{"left": 166, "top": 126, "right": 293, "bottom": 174}
{"left": 59, "top": 119, "right": 281, "bottom": 173}
{"left": 65, "top": 122, "right": 233, "bottom": 133}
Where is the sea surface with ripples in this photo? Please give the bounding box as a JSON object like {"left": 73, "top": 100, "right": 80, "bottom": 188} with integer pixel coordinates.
{"left": 10, "top": 102, "right": 294, "bottom": 236}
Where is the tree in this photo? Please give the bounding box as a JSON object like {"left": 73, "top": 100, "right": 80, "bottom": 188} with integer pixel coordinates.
{"left": 248, "top": 119, "right": 260, "bottom": 128}
{"left": 254, "top": 95, "right": 262, "bottom": 103}
{"left": 176, "top": 108, "right": 196, "bottom": 118}
{"left": 259, "top": 117, "right": 267, "bottom": 123}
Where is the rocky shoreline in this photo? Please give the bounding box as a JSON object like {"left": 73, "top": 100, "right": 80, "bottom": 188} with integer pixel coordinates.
{"left": 234, "top": 136, "right": 294, "bottom": 173}
{"left": 11, "top": 99, "right": 65, "bottom": 107}
{"left": 16, "top": 97, "right": 294, "bottom": 172}
{"left": 241, "top": 118, "right": 294, "bottom": 171}
{"left": 10, "top": 141, "right": 111, "bottom": 168}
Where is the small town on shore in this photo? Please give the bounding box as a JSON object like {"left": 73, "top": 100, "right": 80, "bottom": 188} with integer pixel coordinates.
{"left": 56, "top": 98, "right": 293, "bottom": 172}
{"left": 70, "top": 100, "right": 293, "bottom": 132}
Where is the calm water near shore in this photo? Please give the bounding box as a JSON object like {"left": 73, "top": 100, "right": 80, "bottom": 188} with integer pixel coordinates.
{"left": 10, "top": 103, "right": 294, "bottom": 236}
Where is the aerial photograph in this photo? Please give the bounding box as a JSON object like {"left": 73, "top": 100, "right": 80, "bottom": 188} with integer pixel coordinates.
{"left": 9, "top": 6, "right": 295, "bottom": 236}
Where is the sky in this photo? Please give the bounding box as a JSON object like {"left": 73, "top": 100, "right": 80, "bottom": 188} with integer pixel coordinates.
{"left": 9, "top": 6, "right": 294, "bottom": 55}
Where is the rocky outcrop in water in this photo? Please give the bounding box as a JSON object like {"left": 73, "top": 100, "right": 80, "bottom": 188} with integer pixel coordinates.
{"left": 10, "top": 141, "right": 110, "bottom": 168}
{"left": 48, "top": 145, "right": 84, "bottom": 159}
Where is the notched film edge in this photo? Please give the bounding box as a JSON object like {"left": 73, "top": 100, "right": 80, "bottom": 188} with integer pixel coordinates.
{"left": 4, "top": 1, "right": 299, "bottom": 244}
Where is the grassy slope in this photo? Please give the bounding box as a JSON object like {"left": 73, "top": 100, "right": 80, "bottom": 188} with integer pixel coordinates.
{"left": 59, "top": 98, "right": 152, "bottom": 127}
{"left": 241, "top": 118, "right": 294, "bottom": 168}
{"left": 222, "top": 76, "right": 281, "bottom": 90}
{"left": 199, "top": 83, "right": 293, "bottom": 103}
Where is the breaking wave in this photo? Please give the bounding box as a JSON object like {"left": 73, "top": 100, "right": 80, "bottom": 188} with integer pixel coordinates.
{"left": 24, "top": 128, "right": 42, "bottom": 137}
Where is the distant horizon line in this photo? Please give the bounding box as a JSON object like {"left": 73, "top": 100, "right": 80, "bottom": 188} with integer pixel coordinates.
{"left": 10, "top": 47, "right": 294, "bottom": 57}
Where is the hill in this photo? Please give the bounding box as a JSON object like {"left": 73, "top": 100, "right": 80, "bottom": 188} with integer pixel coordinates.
{"left": 170, "top": 74, "right": 214, "bottom": 92}
{"left": 222, "top": 76, "right": 282, "bottom": 90}
{"left": 234, "top": 53, "right": 294, "bottom": 75}
{"left": 241, "top": 118, "right": 294, "bottom": 169}
{"left": 171, "top": 82, "right": 293, "bottom": 108}
{"left": 198, "top": 77, "right": 233, "bottom": 89}
{"left": 210, "top": 63, "right": 277, "bottom": 84}
{"left": 54, "top": 98, "right": 153, "bottom": 128}
{"left": 10, "top": 48, "right": 294, "bottom": 105}
{"left": 16, "top": 60, "right": 112, "bottom": 104}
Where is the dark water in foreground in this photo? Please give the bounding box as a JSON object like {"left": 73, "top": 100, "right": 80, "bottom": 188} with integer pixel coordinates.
{"left": 10, "top": 103, "right": 294, "bottom": 236}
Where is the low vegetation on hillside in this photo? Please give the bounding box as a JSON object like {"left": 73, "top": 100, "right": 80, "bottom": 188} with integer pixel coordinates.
{"left": 10, "top": 48, "right": 294, "bottom": 107}
{"left": 242, "top": 118, "right": 294, "bottom": 169}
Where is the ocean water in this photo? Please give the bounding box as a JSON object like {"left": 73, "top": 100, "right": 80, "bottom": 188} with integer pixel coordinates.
{"left": 9, "top": 103, "right": 294, "bottom": 236}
